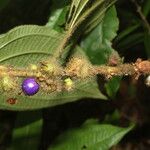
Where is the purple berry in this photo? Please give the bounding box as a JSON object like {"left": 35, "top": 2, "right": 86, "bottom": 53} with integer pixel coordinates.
{"left": 22, "top": 78, "right": 39, "bottom": 96}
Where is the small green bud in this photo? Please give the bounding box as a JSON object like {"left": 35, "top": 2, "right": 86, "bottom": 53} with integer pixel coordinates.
{"left": 41, "top": 62, "right": 55, "bottom": 73}
{"left": 29, "top": 64, "right": 38, "bottom": 71}
{"left": 64, "top": 78, "right": 73, "bottom": 91}
{"left": 1, "top": 76, "right": 17, "bottom": 91}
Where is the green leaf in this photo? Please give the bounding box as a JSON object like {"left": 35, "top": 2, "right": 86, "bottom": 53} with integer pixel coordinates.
{"left": 46, "top": 0, "right": 69, "bottom": 32}
{"left": 0, "top": 25, "right": 65, "bottom": 66}
{"left": 115, "top": 24, "right": 141, "bottom": 43}
{"left": 0, "top": 76, "right": 106, "bottom": 111}
{"left": 143, "top": 0, "right": 150, "bottom": 17}
{"left": 103, "top": 110, "right": 120, "bottom": 124}
{"left": 9, "top": 111, "right": 42, "bottom": 150}
{"left": 117, "top": 32, "right": 144, "bottom": 50}
{"left": 105, "top": 77, "right": 121, "bottom": 99}
{"left": 84, "top": 0, "right": 117, "bottom": 34}
{"left": 46, "top": 7, "right": 68, "bottom": 31}
{"left": 67, "top": 0, "right": 116, "bottom": 33}
{"left": 0, "top": 25, "right": 106, "bottom": 110}
{"left": 81, "top": 6, "right": 119, "bottom": 65}
{"left": 67, "top": 0, "right": 90, "bottom": 29}
{"left": 51, "top": 0, "right": 117, "bottom": 59}
{"left": 81, "top": 6, "right": 120, "bottom": 99}
{"left": 48, "top": 120, "right": 133, "bottom": 150}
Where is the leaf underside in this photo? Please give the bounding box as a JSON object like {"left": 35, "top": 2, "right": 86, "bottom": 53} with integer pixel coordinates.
{"left": 49, "top": 120, "right": 133, "bottom": 150}
{"left": 0, "top": 25, "right": 106, "bottom": 111}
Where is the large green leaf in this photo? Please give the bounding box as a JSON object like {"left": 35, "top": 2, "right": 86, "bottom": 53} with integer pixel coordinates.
{"left": 81, "top": 6, "right": 119, "bottom": 65}
{"left": 0, "top": 25, "right": 106, "bottom": 111}
{"left": 48, "top": 120, "right": 133, "bottom": 150}
{"left": 0, "top": 78, "right": 107, "bottom": 110}
{"left": 0, "top": 25, "right": 65, "bottom": 66}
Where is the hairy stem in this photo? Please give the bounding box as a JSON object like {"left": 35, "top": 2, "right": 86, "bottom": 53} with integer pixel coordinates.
{"left": 92, "top": 59, "right": 150, "bottom": 78}
{"left": 0, "top": 59, "right": 150, "bottom": 79}
{"left": 0, "top": 67, "right": 38, "bottom": 78}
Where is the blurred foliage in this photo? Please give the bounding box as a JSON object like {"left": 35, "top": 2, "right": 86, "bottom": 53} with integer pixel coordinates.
{"left": 115, "top": 0, "right": 150, "bottom": 58}
{"left": 0, "top": 0, "right": 149, "bottom": 150}
{"left": 9, "top": 111, "right": 42, "bottom": 150}
{"left": 0, "top": 0, "right": 10, "bottom": 10}
{"left": 48, "top": 119, "right": 133, "bottom": 150}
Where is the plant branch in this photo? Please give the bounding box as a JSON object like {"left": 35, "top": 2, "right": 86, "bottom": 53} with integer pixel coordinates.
{"left": 0, "top": 59, "right": 149, "bottom": 79}
{"left": 93, "top": 59, "right": 150, "bottom": 78}
{"left": 0, "top": 66, "right": 39, "bottom": 78}
{"left": 131, "top": 0, "right": 150, "bottom": 34}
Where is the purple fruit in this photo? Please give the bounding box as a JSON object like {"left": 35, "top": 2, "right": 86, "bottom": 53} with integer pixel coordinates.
{"left": 22, "top": 78, "right": 39, "bottom": 96}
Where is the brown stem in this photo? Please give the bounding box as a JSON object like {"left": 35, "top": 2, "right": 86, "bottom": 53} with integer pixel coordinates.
{"left": 0, "top": 67, "right": 39, "bottom": 78}
{"left": 93, "top": 64, "right": 135, "bottom": 76}
{"left": 0, "top": 59, "right": 149, "bottom": 79}
{"left": 92, "top": 59, "right": 150, "bottom": 78}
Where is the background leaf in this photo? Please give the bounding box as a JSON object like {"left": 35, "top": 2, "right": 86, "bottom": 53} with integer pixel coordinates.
{"left": 81, "top": 6, "right": 119, "bottom": 65}
{"left": 81, "top": 6, "right": 120, "bottom": 99}
{"left": 9, "top": 111, "right": 42, "bottom": 150}
{"left": 105, "top": 77, "right": 121, "bottom": 99}
{"left": 48, "top": 119, "right": 133, "bottom": 150}
{"left": 115, "top": 24, "right": 141, "bottom": 43}
{"left": 143, "top": 0, "right": 150, "bottom": 17}
{"left": 116, "top": 32, "right": 144, "bottom": 50}
{"left": 46, "top": 0, "right": 69, "bottom": 32}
